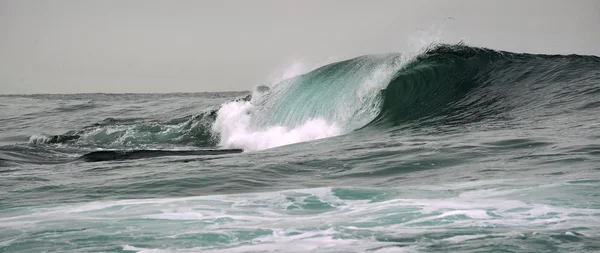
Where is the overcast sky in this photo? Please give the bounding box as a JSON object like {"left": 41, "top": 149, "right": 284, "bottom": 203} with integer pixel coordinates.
{"left": 1, "top": 0, "right": 599, "bottom": 94}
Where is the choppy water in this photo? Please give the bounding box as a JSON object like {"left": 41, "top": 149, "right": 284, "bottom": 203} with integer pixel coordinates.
{"left": 1, "top": 44, "right": 600, "bottom": 252}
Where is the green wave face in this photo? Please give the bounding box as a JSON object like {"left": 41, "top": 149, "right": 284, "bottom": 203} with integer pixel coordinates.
{"left": 372, "top": 44, "right": 501, "bottom": 126}
{"left": 250, "top": 54, "right": 406, "bottom": 132}
{"left": 375, "top": 44, "right": 600, "bottom": 127}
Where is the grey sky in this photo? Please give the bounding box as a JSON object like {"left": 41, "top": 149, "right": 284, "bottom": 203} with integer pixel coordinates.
{"left": 1, "top": 0, "right": 599, "bottom": 94}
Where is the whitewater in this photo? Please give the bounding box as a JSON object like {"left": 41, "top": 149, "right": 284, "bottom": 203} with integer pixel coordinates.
{"left": 1, "top": 42, "right": 600, "bottom": 252}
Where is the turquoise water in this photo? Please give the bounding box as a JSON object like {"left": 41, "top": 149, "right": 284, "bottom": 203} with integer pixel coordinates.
{"left": 1, "top": 44, "right": 600, "bottom": 252}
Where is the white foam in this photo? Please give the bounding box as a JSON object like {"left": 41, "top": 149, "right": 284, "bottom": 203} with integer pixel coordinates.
{"left": 438, "top": 210, "right": 490, "bottom": 219}
{"left": 123, "top": 245, "right": 169, "bottom": 253}
{"left": 28, "top": 135, "right": 51, "bottom": 144}
{"left": 443, "top": 234, "right": 489, "bottom": 243}
{"left": 212, "top": 100, "right": 341, "bottom": 151}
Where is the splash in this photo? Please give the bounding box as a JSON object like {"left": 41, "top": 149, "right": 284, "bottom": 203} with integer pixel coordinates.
{"left": 211, "top": 30, "right": 442, "bottom": 151}
{"left": 211, "top": 100, "right": 340, "bottom": 151}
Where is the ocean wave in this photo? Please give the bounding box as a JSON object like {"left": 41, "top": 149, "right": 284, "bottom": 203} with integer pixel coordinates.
{"left": 30, "top": 44, "right": 600, "bottom": 152}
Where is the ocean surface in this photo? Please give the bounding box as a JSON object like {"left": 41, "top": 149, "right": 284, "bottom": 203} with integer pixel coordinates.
{"left": 1, "top": 44, "right": 600, "bottom": 252}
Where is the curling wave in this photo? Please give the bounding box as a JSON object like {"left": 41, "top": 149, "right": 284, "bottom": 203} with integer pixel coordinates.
{"left": 213, "top": 43, "right": 600, "bottom": 150}
{"left": 30, "top": 43, "right": 600, "bottom": 152}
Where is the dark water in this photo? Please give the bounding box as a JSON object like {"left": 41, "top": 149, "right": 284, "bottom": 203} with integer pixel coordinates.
{"left": 1, "top": 44, "right": 600, "bottom": 252}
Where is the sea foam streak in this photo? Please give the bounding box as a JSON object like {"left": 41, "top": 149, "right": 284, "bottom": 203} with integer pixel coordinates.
{"left": 3, "top": 180, "right": 597, "bottom": 252}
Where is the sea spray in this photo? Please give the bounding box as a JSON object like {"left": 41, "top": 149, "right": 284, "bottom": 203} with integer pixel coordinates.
{"left": 2, "top": 43, "right": 600, "bottom": 252}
